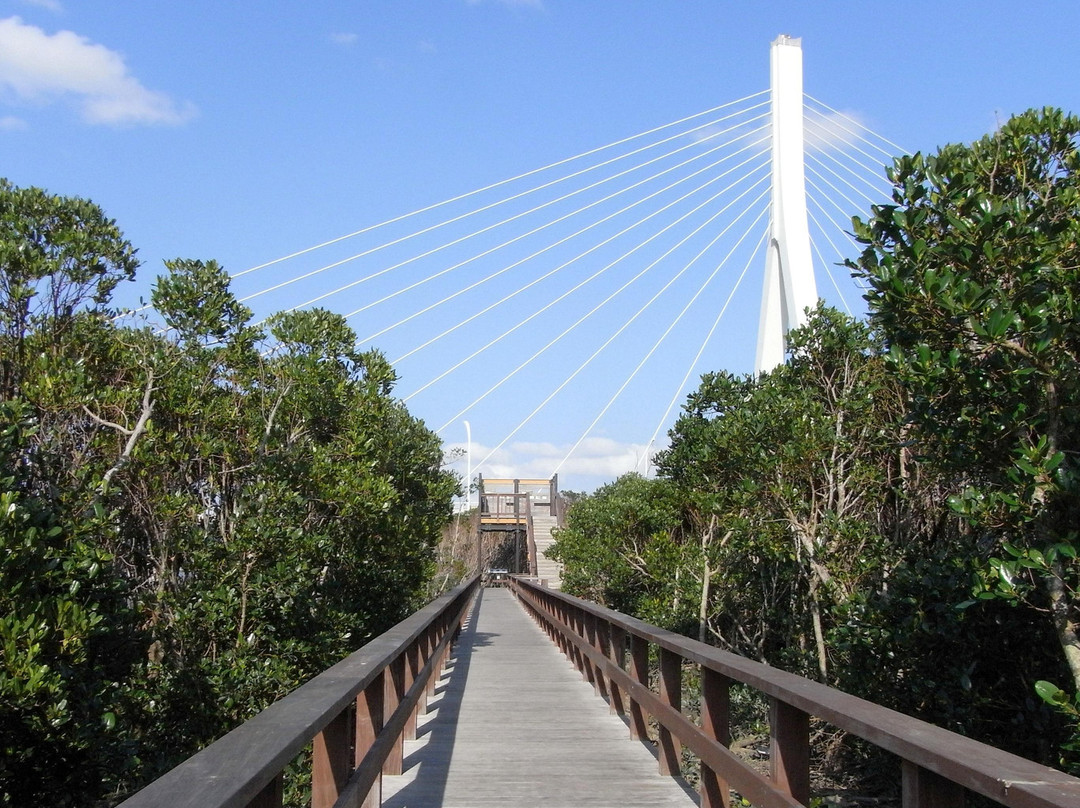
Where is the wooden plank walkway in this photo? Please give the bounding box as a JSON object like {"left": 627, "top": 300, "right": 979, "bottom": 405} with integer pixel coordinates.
{"left": 381, "top": 587, "right": 697, "bottom": 808}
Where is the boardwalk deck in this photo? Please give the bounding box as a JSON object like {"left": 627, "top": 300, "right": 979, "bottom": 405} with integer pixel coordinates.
{"left": 381, "top": 587, "right": 697, "bottom": 808}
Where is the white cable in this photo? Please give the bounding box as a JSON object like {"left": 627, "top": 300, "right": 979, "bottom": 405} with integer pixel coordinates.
{"left": 412, "top": 166, "right": 770, "bottom": 408}
{"left": 803, "top": 112, "right": 900, "bottom": 179}
{"left": 231, "top": 93, "right": 768, "bottom": 282}
{"left": 552, "top": 203, "right": 770, "bottom": 476}
{"left": 371, "top": 133, "right": 771, "bottom": 350}
{"left": 805, "top": 196, "right": 869, "bottom": 296}
{"left": 806, "top": 211, "right": 854, "bottom": 315}
{"left": 115, "top": 96, "right": 771, "bottom": 323}
{"left": 804, "top": 173, "right": 875, "bottom": 292}
{"left": 803, "top": 94, "right": 910, "bottom": 158}
{"left": 350, "top": 122, "right": 771, "bottom": 332}
{"left": 803, "top": 132, "right": 896, "bottom": 199}
{"left": 804, "top": 109, "right": 898, "bottom": 168}
{"left": 805, "top": 151, "right": 885, "bottom": 207}
{"left": 442, "top": 179, "right": 770, "bottom": 442}
{"left": 804, "top": 173, "right": 877, "bottom": 250}
{"left": 645, "top": 227, "right": 768, "bottom": 453}
{"left": 400, "top": 157, "right": 769, "bottom": 398}
{"left": 261, "top": 118, "right": 771, "bottom": 322}
{"left": 234, "top": 102, "right": 772, "bottom": 305}
{"left": 472, "top": 185, "right": 770, "bottom": 469}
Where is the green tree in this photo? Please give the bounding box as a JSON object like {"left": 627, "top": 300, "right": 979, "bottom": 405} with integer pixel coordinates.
{"left": 0, "top": 179, "right": 138, "bottom": 398}
{"left": 0, "top": 401, "right": 143, "bottom": 804}
{"left": 658, "top": 306, "right": 902, "bottom": 679}
{"left": 850, "top": 107, "right": 1080, "bottom": 695}
{"left": 0, "top": 179, "right": 460, "bottom": 802}
{"left": 549, "top": 473, "right": 686, "bottom": 625}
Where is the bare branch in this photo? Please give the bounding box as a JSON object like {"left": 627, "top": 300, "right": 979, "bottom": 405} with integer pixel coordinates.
{"left": 82, "top": 404, "right": 134, "bottom": 437}
{"left": 100, "top": 369, "right": 155, "bottom": 494}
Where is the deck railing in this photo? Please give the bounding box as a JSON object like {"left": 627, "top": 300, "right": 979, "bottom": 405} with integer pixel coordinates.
{"left": 118, "top": 576, "right": 479, "bottom": 808}
{"left": 510, "top": 576, "right": 1080, "bottom": 808}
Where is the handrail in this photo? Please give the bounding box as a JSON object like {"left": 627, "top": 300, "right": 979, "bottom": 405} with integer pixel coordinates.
{"left": 510, "top": 576, "right": 1080, "bottom": 808}
{"left": 479, "top": 491, "right": 531, "bottom": 522}
{"left": 119, "top": 575, "right": 480, "bottom": 808}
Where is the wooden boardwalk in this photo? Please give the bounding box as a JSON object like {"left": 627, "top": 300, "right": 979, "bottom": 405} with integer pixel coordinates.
{"left": 381, "top": 587, "right": 697, "bottom": 808}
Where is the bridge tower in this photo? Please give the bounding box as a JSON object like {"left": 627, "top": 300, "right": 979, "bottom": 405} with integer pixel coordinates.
{"left": 754, "top": 35, "right": 818, "bottom": 375}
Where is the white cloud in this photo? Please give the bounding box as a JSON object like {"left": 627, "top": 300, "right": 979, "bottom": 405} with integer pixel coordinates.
{"left": 0, "top": 16, "right": 195, "bottom": 125}
{"left": 0, "top": 115, "right": 27, "bottom": 130}
{"left": 330, "top": 32, "right": 358, "bottom": 47}
{"left": 20, "top": 0, "right": 62, "bottom": 12}
{"left": 444, "top": 435, "right": 665, "bottom": 494}
{"left": 804, "top": 109, "right": 865, "bottom": 153}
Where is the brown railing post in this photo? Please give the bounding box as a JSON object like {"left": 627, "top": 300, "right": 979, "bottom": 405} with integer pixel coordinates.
{"left": 405, "top": 640, "right": 420, "bottom": 740}
{"left": 312, "top": 708, "right": 352, "bottom": 808}
{"left": 585, "top": 613, "right": 607, "bottom": 699}
{"left": 355, "top": 671, "right": 384, "bottom": 808}
{"left": 902, "top": 761, "right": 965, "bottom": 808}
{"left": 603, "top": 621, "right": 624, "bottom": 715}
{"left": 558, "top": 601, "right": 571, "bottom": 656}
{"left": 609, "top": 626, "right": 628, "bottom": 717}
{"left": 383, "top": 656, "right": 406, "bottom": 775}
{"left": 628, "top": 634, "right": 649, "bottom": 741}
{"left": 575, "top": 608, "right": 593, "bottom": 683}
{"left": 701, "top": 669, "right": 732, "bottom": 808}
{"left": 246, "top": 774, "right": 283, "bottom": 808}
{"left": 658, "top": 648, "right": 682, "bottom": 776}
{"left": 423, "top": 624, "right": 439, "bottom": 707}
{"left": 770, "top": 697, "right": 810, "bottom": 805}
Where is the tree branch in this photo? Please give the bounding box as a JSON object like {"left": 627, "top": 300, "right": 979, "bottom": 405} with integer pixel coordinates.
{"left": 100, "top": 369, "right": 155, "bottom": 494}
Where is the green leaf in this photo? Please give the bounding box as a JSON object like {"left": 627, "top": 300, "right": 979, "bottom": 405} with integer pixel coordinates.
{"left": 1035, "top": 680, "right": 1068, "bottom": 706}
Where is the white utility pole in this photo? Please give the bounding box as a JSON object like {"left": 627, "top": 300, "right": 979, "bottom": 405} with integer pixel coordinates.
{"left": 754, "top": 35, "right": 818, "bottom": 375}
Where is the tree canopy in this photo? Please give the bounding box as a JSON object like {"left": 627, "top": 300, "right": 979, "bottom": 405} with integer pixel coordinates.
{"left": 552, "top": 109, "right": 1080, "bottom": 776}
{"left": 0, "top": 181, "right": 458, "bottom": 804}
{"left": 850, "top": 107, "right": 1080, "bottom": 696}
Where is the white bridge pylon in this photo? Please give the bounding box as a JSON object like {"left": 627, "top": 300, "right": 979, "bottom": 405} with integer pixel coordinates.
{"left": 755, "top": 35, "right": 818, "bottom": 375}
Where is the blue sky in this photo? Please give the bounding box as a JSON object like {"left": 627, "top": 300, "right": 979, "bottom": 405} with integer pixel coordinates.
{"left": 3, "top": 1, "right": 1080, "bottom": 493}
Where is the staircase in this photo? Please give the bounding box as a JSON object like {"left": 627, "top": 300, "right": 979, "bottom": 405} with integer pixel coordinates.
{"left": 531, "top": 512, "right": 561, "bottom": 589}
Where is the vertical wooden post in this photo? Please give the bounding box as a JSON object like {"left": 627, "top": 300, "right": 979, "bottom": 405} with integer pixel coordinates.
{"left": 902, "top": 761, "right": 965, "bottom": 808}
{"left": 246, "top": 773, "right": 283, "bottom": 808}
{"left": 700, "top": 669, "right": 732, "bottom": 808}
{"left": 628, "top": 634, "right": 649, "bottom": 741}
{"left": 424, "top": 625, "right": 439, "bottom": 704}
{"left": 383, "top": 657, "right": 406, "bottom": 775}
{"left": 557, "top": 602, "right": 569, "bottom": 658}
{"left": 658, "top": 648, "right": 682, "bottom": 776}
{"left": 405, "top": 641, "right": 420, "bottom": 740}
{"left": 613, "top": 626, "right": 630, "bottom": 712}
{"left": 312, "top": 708, "right": 352, "bottom": 808}
{"left": 769, "top": 698, "right": 810, "bottom": 805}
{"left": 604, "top": 623, "right": 624, "bottom": 715}
{"left": 575, "top": 609, "right": 592, "bottom": 683}
{"left": 584, "top": 613, "right": 605, "bottom": 697}
{"left": 355, "top": 672, "right": 384, "bottom": 808}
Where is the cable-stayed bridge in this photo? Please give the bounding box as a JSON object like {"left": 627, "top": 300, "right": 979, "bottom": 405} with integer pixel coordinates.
{"left": 114, "top": 37, "right": 1080, "bottom": 808}
{"left": 118, "top": 38, "right": 903, "bottom": 496}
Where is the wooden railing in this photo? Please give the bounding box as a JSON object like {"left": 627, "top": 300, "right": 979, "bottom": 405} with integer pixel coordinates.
{"left": 478, "top": 475, "right": 558, "bottom": 521}
{"left": 119, "top": 576, "right": 479, "bottom": 808}
{"left": 510, "top": 576, "right": 1080, "bottom": 808}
